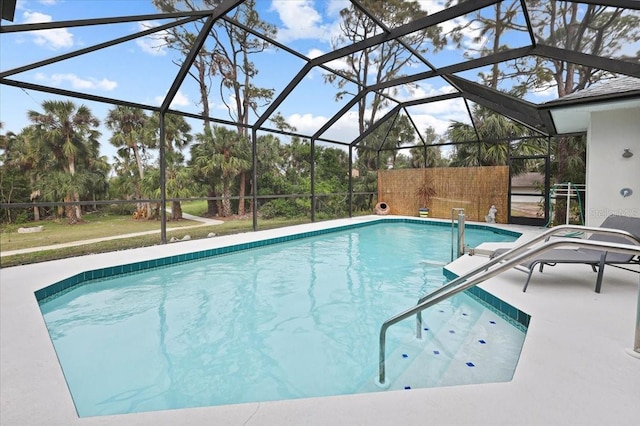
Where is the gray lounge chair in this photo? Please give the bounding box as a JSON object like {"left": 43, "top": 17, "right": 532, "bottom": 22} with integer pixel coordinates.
{"left": 493, "top": 215, "right": 640, "bottom": 293}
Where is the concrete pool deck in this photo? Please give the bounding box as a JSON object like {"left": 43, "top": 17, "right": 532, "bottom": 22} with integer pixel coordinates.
{"left": 1, "top": 216, "right": 639, "bottom": 425}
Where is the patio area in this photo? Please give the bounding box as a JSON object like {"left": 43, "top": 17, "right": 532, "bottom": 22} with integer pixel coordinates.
{"left": 1, "top": 216, "right": 638, "bottom": 425}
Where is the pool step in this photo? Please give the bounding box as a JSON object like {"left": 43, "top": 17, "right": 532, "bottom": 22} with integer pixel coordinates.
{"left": 360, "top": 303, "right": 525, "bottom": 392}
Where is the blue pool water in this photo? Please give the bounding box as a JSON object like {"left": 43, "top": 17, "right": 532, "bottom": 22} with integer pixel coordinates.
{"left": 39, "top": 222, "right": 525, "bottom": 417}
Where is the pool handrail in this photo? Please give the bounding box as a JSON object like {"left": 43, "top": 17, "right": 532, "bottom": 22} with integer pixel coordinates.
{"left": 415, "top": 224, "right": 640, "bottom": 339}
{"left": 378, "top": 230, "right": 640, "bottom": 385}
{"left": 451, "top": 208, "right": 465, "bottom": 261}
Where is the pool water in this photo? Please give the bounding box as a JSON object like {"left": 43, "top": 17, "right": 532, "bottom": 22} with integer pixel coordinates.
{"left": 39, "top": 222, "right": 525, "bottom": 417}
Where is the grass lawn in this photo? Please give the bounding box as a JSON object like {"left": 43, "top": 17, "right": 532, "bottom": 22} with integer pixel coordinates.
{"left": 0, "top": 212, "right": 199, "bottom": 252}
{"left": 181, "top": 200, "right": 209, "bottom": 216}
{"left": 0, "top": 199, "right": 369, "bottom": 267}
{"left": 0, "top": 207, "right": 311, "bottom": 267}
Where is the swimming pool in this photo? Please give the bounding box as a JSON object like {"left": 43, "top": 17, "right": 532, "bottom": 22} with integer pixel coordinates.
{"left": 38, "top": 220, "right": 526, "bottom": 417}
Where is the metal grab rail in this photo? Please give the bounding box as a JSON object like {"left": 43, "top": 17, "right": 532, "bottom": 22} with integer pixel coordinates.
{"left": 415, "top": 224, "right": 640, "bottom": 339}
{"left": 378, "top": 235, "right": 640, "bottom": 385}
{"left": 451, "top": 208, "right": 465, "bottom": 261}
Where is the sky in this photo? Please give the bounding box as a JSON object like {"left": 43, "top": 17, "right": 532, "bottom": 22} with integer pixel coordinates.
{"left": 0, "top": 0, "right": 559, "bottom": 162}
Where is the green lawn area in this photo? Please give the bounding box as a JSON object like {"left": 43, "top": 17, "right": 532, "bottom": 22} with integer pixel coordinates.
{"left": 0, "top": 212, "right": 198, "bottom": 251}
{"left": 181, "top": 200, "right": 209, "bottom": 216}
{"left": 0, "top": 205, "right": 311, "bottom": 267}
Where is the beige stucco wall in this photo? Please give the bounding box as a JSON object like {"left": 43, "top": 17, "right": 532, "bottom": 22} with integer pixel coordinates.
{"left": 586, "top": 107, "right": 640, "bottom": 226}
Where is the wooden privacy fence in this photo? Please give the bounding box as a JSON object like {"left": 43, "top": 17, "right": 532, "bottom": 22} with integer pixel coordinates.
{"left": 377, "top": 166, "right": 509, "bottom": 223}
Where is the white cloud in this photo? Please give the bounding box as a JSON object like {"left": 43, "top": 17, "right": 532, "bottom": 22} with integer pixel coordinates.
{"left": 286, "top": 111, "right": 359, "bottom": 143}
{"left": 416, "top": 0, "right": 447, "bottom": 15}
{"left": 393, "top": 82, "right": 470, "bottom": 135}
{"left": 39, "top": 0, "right": 58, "bottom": 5}
{"left": 154, "top": 90, "right": 190, "bottom": 108}
{"left": 22, "top": 11, "right": 73, "bottom": 49}
{"left": 34, "top": 72, "right": 118, "bottom": 91}
{"left": 286, "top": 79, "right": 469, "bottom": 144}
{"left": 324, "top": 0, "right": 350, "bottom": 17}
{"left": 305, "top": 47, "right": 350, "bottom": 82}
{"left": 136, "top": 21, "right": 168, "bottom": 56}
{"left": 529, "top": 84, "right": 557, "bottom": 99}
{"left": 306, "top": 48, "right": 325, "bottom": 60}
{"left": 407, "top": 108, "right": 468, "bottom": 135}
{"left": 270, "top": 0, "right": 328, "bottom": 42}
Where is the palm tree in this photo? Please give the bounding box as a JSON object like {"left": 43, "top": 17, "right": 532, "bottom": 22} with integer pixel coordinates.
{"left": 28, "top": 100, "right": 101, "bottom": 223}
{"left": 147, "top": 113, "right": 193, "bottom": 219}
{"left": 1, "top": 126, "right": 33, "bottom": 222}
{"left": 85, "top": 154, "right": 110, "bottom": 211}
{"left": 357, "top": 114, "right": 416, "bottom": 170}
{"left": 233, "top": 135, "right": 252, "bottom": 216}
{"left": 3, "top": 126, "right": 49, "bottom": 221}
{"left": 409, "top": 126, "right": 445, "bottom": 168}
{"left": 142, "top": 161, "right": 197, "bottom": 221}
{"left": 106, "top": 106, "right": 150, "bottom": 217}
{"left": 191, "top": 126, "right": 249, "bottom": 217}
{"left": 351, "top": 165, "right": 378, "bottom": 212}
{"left": 251, "top": 134, "right": 287, "bottom": 214}
{"left": 447, "top": 107, "right": 545, "bottom": 172}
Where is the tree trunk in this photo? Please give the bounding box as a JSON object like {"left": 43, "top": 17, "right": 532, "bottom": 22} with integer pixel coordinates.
{"left": 66, "top": 158, "right": 80, "bottom": 223}
{"left": 248, "top": 176, "right": 254, "bottom": 214}
{"left": 64, "top": 194, "right": 79, "bottom": 224}
{"left": 207, "top": 187, "right": 217, "bottom": 217}
{"left": 197, "top": 58, "right": 210, "bottom": 129}
{"left": 29, "top": 178, "right": 40, "bottom": 221}
{"left": 144, "top": 202, "right": 154, "bottom": 220}
{"left": 238, "top": 172, "right": 246, "bottom": 216}
{"left": 222, "top": 179, "right": 232, "bottom": 217}
{"left": 172, "top": 200, "right": 182, "bottom": 220}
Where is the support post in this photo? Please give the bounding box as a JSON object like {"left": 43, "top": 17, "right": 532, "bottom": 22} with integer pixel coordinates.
{"left": 630, "top": 275, "right": 640, "bottom": 358}
{"left": 252, "top": 128, "right": 258, "bottom": 231}
{"left": 311, "top": 137, "right": 316, "bottom": 222}
{"left": 348, "top": 146, "right": 353, "bottom": 218}
{"left": 159, "top": 112, "right": 167, "bottom": 244}
{"left": 566, "top": 182, "right": 571, "bottom": 225}
{"left": 458, "top": 211, "right": 465, "bottom": 258}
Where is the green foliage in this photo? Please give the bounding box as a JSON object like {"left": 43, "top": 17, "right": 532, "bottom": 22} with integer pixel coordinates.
{"left": 13, "top": 211, "right": 31, "bottom": 225}
{"left": 25, "top": 100, "right": 102, "bottom": 223}
{"left": 190, "top": 126, "right": 251, "bottom": 217}
{"left": 260, "top": 198, "right": 308, "bottom": 219}
{"left": 447, "top": 106, "right": 547, "bottom": 173}
{"left": 358, "top": 114, "right": 418, "bottom": 170}
{"left": 315, "top": 194, "right": 348, "bottom": 219}
{"left": 351, "top": 168, "right": 378, "bottom": 212}
{"left": 104, "top": 203, "right": 136, "bottom": 216}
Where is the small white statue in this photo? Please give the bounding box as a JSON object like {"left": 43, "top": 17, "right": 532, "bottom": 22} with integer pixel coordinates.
{"left": 485, "top": 205, "right": 497, "bottom": 223}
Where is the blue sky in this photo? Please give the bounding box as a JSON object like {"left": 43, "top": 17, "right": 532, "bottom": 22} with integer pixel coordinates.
{"left": 1, "top": 0, "right": 559, "bottom": 161}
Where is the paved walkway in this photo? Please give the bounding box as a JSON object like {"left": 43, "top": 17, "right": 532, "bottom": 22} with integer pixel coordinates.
{"left": 0, "top": 212, "right": 223, "bottom": 257}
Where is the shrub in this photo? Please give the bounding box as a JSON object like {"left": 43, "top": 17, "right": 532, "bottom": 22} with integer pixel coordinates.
{"left": 260, "top": 198, "right": 308, "bottom": 219}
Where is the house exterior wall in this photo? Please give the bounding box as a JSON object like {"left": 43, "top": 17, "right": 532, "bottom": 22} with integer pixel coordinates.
{"left": 586, "top": 107, "right": 640, "bottom": 226}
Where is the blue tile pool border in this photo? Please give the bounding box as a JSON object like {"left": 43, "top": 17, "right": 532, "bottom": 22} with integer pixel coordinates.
{"left": 443, "top": 268, "right": 530, "bottom": 331}
{"left": 35, "top": 218, "right": 521, "bottom": 306}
